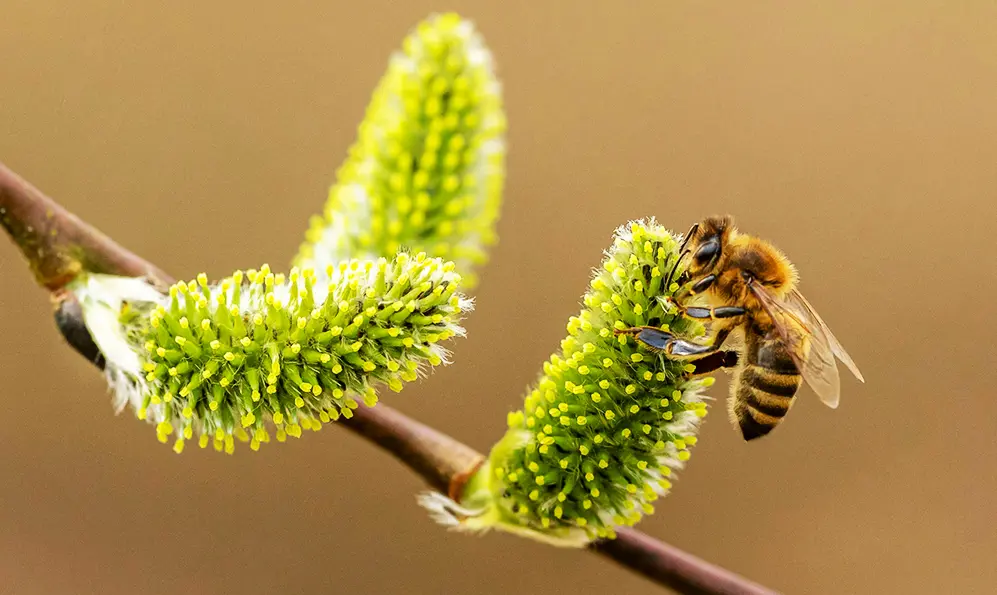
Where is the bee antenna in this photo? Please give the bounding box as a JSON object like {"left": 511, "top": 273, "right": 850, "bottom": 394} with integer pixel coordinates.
{"left": 666, "top": 222, "right": 699, "bottom": 289}
{"left": 677, "top": 223, "right": 699, "bottom": 254}
{"left": 665, "top": 248, "right": 689, "bottom": 289}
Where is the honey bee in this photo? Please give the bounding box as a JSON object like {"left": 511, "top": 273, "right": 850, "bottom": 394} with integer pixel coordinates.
{"left": 617, "top": 215, "right": 864, "bottom": 440}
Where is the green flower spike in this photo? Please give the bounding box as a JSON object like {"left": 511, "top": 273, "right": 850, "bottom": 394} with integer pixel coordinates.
{"left": 72, "top": 253, "right": 469, "bottom": 454}
{"left": 420, "top": 219, "right": 715, "bottom": 546}
{"left": 294, "top": 12, "right": 506, "bottom": 289}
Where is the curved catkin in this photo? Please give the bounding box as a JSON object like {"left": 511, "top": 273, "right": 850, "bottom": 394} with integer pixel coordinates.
{"left": 294, "top": 12, "right": 506, "bottom": 289}
{"left": 422, "top": 220, "right": 714, "bottom": 545}
{"left": 110, "top": 254, "right": 468, "bottom": 453}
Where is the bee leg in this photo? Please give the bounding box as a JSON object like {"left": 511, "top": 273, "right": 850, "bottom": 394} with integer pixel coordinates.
{"left": 614, "top": 326, "right": 696, "bottom": 354}
{"left": 664, "top": 296, "right": 746, "bottom": 321}
{"left": 686, "top": 349, "right": 740, "bottom": 375}
{"left": 669, "top": 327, "right": 739, "bottom": 374}
{"left": 613, "top": 326, "right": 674, "bottom": 351}
{"left": 685, "top": 305, "right": 746, "bottom": 320}
{"left": 615, "top": 326, "right": 734, "bottom": 360}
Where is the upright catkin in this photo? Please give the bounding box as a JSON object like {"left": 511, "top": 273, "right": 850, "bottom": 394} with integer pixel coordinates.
{"left": 295, "top": 13, "right": 506, "bottom": 289}
{"left": 421, "top": 220, "right": 714, "bottom": 545}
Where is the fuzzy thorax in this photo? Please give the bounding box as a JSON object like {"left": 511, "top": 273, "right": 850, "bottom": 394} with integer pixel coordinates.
{"left": 420, "top": 219, "right": 714, "bottom": 545}
{"left": 73, "top": 254, "right": 470, "bottom": 453}
{"left": 295, "top": 12, "right": 506, "bottom": 289}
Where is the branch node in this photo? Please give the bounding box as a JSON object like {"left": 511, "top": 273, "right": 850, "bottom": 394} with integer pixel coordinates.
{"left": 448, "top": 455, "right": 485, "bottom": 503}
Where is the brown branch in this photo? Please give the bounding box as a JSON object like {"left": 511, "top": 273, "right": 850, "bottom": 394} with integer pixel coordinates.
{"left": 0, "top": 160, "right": 780, "bottom": 595}
{"left": 594, "top": 527, "right": 775, "bottom": 595}
{"left": 336, "top": 401, "right": 485, "bottom": 500}
{"left": 0, "top": 161, "right": 170, "bottom": 292}
{"left": 339, "top": 407, "right": 775, "bottom": 595}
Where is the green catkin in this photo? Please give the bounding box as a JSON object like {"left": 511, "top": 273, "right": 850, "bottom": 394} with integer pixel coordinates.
{"left": 422, "top": 219, "right": 714, "bottom": 545}
{"left": 112, "top": 254, "right": 468, "bottom": 453}
{"left": 294, "top": 12, "right": 506, "bottom": 289}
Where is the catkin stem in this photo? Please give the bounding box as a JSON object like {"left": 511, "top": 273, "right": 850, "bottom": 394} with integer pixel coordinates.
{"left": 2, "top": 159, "right": 778, "bottom": 595}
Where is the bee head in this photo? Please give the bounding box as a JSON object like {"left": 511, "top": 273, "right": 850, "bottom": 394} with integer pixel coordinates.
{"left": 684, "top": 214, "right": 735, "bottom": 276}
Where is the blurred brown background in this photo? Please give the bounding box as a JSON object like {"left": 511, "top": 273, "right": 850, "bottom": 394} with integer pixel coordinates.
{"left": 2, "top": 1, "right": 996, "bottom": 594}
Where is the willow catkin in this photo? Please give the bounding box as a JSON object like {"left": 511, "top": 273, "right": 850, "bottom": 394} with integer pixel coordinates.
{"left": 422, "top": 220, "right": 714, "bottom": 545}
{"left": 295, "top": 13, "right": 506, "bottom": 289}
{"left": 76, "top": 253, "right": 469, "bottom": 453}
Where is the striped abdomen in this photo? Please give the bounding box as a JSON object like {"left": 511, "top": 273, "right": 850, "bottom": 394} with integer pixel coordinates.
{"left": 730, "top": 328, "right": 803, "bottom": 440}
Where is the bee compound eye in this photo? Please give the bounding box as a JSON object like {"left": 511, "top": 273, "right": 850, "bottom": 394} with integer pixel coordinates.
{"left": 694, "top": 240, "right": 720, "bottom": 266}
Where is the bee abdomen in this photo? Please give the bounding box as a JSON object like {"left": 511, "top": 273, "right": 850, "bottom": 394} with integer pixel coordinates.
{"left": 743, "top": 384, "right": 794, "bottom": 418}
{"left": 732, "top": 401, "right": 777, "bottom": 441}
{"left": 732, "top": 345, "right": 803, "bottom": 440}
{"left": 732, "top": 377, "right": 796, "bottom": 440}
{"left": 742, "top": 365, "right": 801, "bottom": 397}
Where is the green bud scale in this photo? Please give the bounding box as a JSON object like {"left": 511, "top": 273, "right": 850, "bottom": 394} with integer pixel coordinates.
{"left": 295, "top": 13, "right": 506, "bottom": 289}
{"left": 74, "top": 254, "right": 469, "bottom": 454}
{"left": 420, "top": 219, "right": 714, "bottom": 546}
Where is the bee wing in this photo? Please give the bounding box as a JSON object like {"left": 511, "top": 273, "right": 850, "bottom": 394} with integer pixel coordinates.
{"left": 783, "top": 288, "right": 865, "bottom": 383}
{"left": 748, "top": 283, "right": 855, "bottom": 409}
